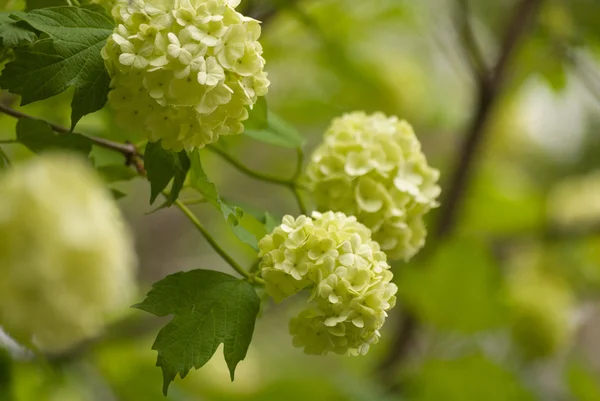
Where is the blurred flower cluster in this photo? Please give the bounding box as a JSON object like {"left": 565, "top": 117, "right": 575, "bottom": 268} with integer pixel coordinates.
{"left": 0, "top": 153, "right": 137, "bottom": 352}
{"left": 548, "top": 170, "right": 600, "bottom": 229}
{"left": 505, "top": 248, "right": 576, "bottom": 359}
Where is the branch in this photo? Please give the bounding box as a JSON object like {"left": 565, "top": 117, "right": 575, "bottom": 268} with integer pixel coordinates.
{"left": 0, "top": 104, "right": 145, "bottom": 175}
{"left": 0, "top": 103, "right": 268, "bottom": 284}
{"left": 208, "top": 145, "right": 309, "bottom": 214}
{"left": 455, "top": 0, "right": 488, "bottom": 80}
{"left": 208, "top": 145, "right": 296, "bottom": 187}
{"left": 436, "top": 0, "right": 544, "bottom": 239}
{"left": 377, "top": 0, "right": 544, "bottom": 386}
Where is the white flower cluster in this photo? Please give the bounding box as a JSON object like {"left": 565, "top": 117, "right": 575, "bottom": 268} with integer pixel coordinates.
{"left": 0, "top": 153, "right": 137, "bottom": 352}
{"left": 102, "top": 0, "right": 270, "bottom": 150}
{"left": 306, "top": 112, "right": 441, "bottom": 261}
{"left": 258, "top": 211, "right": 397, "bottom": 356}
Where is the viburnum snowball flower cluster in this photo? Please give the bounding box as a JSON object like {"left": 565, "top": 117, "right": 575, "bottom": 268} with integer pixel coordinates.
{"left": 0, "top": 153, "right": 137, "bottom": 352}
{"left": 305, "top": 112, "right": 441, "bottom": 261}
{"left": 102, "top": 0, "right": 270, "bottom": 150}
{"left": 258, "top": 211, "right": 397, "bottom": 356}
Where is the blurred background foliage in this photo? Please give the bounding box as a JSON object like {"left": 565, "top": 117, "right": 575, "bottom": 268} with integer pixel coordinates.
{"left": 2, "top": 0, "right": 600, "bottom": 400}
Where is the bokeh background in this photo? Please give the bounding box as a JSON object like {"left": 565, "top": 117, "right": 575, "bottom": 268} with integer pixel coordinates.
{"left": 2, "top": 0, "right": 600, "bottom": 400}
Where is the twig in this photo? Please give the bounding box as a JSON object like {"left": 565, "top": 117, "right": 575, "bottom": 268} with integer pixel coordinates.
{"left": 172, "top": 197, "right": 264, "bottom": 284}
{"left": 208, "top": 145, "right": 295, "bottom": 187}
{"left": 0, "top": 104, "right": 145, "bottom": 175}
{"left": 455, "top": 0, "right": 488, "bottom": 80}
{"left": 377, "top": 0, "right": 544, "bottom": 387}
{"left": 208, "top": 145, "right": 309, "bottom": 214}
{"left": 436, "top": 0, "right": 543, "bottom": 239}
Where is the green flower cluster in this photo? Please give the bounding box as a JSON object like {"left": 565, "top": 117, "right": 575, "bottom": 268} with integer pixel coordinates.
{"left": 506, "top": 258, "right": 574, "bottom": 359}
{"left": 102, "top": 0, "right": 269, "bottom": 150}
{"left": 305, "top": 112, "right": 441, "bottom": 261}
{"left": 0, "top": 153, "right": 137, "bottom": 352}
{"left": 258, "top": 211, "right": 397, "bottom": 356}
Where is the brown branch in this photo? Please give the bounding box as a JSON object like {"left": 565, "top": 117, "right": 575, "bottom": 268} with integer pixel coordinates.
{"left": 377, "top": 0, "right": 544, "bottom": 387}
{"left": 437, "top": 0, "right": 543, "bottom": 238}
{"left": 455, "top": 0, "right": 488, "bottom": 81}
{"left": 0, "top": 104, "right": 145, "bottom": 175}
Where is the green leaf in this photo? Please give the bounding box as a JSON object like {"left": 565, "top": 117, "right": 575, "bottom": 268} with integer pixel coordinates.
{"left": 0, "top": 7, "right": 114, "bottom": 130}
{"left": 110, "top": 188, "right": 127, "bottom": 200}
{"left": 170, "top": 151, "right": 190, "bottom": 204}
{"left": 567, "top": 361, "right": 600, "bottom": 401}
{"left": 16, "top": 118, "right": 92, "bottom": 155}
{"left": 0, "top": 13, "right": 36, "bottom": 49}
{"left": 96, "top": 164, "right": 138, "bottom": 183}
{"left": 189, "top": 150, "right": 259, "bottom": 250}
{"left": 264, "top": 212, "right": 279, "bottom": 234}
{"left": 516, "top": 36, "right": 567, "bottom": 93}
{"left": 461, "top": 163, "right": 544, "bottom": 235}
{"left": 243, "top": 99, "right": 305, "bottom": 149}
{"left": 135, "top": 269, "right": 260, "bottom": 395}
{"left": 397, "top": 237, "right": 510, "bottom": 333}
{"left": 144, "top": 141, "right": 190, "bottom": 205}
{"left": 0, "top": 147, "right": 10, "bottom": 169}
{"left": 406, "top": 354, "right": 535, "bottom": 401}
{"left": 268, "top": 112, "right": 305, "bottom": 146}
{"left": 80, "top": 3, "right": 110, "bottom": 14}
{"left": 244, "top": 96, "right": 268, "bottom": 130}
{"left": 244, "top": 128, "right": 297, "bottom": 149}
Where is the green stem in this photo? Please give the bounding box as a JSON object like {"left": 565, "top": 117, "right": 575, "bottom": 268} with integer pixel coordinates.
{"left": 208, "top": 145, "right": 293, "bottom": 187}
{"left": 181, "top": 198, "right": 208, "bottom": 206}
{"left": 172, "top": 197, "right": 263, "bottom": 283}
{"left": 0, "top": 139, "right": 16, "bottom": 144}
{"left": 292, "top": 147, "right": 309, "bottom": 215}
{"left": 293, "top": 147, "right": 304, "bottom": 180}
{"left": 208, "top": 145, "right": 310, "bottom": 214}
{"left": 292, "top": 187, "right": 308, "bottom": 215}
